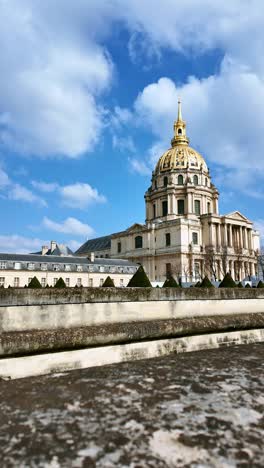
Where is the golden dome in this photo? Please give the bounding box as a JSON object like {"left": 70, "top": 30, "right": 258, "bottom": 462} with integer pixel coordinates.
{"left": 155, "top": 99, "right": 208, "bottom": 173}
{"left": 156, "top": 144, "right": 208, "bottom": 173}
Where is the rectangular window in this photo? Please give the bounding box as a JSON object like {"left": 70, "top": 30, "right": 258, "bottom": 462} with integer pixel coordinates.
{"left": 0, "top": 262, "right": 6, "bottom": 269}
{"left": 0, "top": 277, "right": 5, "bottom": 287}
{"left": 207, "top": 202, "right": 211, "bottom": 214}
{"left": 53, "top": 265, "right": 60, "bottom": 271}
{"left": 120, "top": 279, "right": 124, "bottom": 287}
{"left": 41, "top": 263, "right": 47, "bottom": 271}
{"left": 100, "top": 278, "right": 104, "bottom": 286}
{"left": 99, "top": 266, "right": 104, "bottom": 272}
{"left": 14, "top": 277, "right": 20, "bottom": 287}
{"left": 177, "top": 199, "right": 185, "bottom": 215}
{"left": 77, "top": 265, "right": 82, "bottom": 272}
{"left": 28, "top": 263, "right": 35, "bottom": 270}
{"left": 166, "top": 263, "right": 172, "bottom": 278}
{"left": 162, "top": 200, "right": 168, "bottom": 216}
{"left": 194, "top": 200, "right": 201, "bottom": 215}
{"left": 89, "top": 278, "right": 93, "bottom": 287}
{"left": 41, "top": 278, "right": 46, "bottom": 287}
{"left": 117, "top": 242, "right": 122, "bottom": 253}
{"left": 53, "top": 278, "right": 58, "bottom": 286}
{"left": 77, "top": 278, "right": 82, "bottom": 287}
{"left": 65, "top": 264, "right": 71, "bottom": 271}
{"left": 166, "top": 233, "right": 171, "bottom": 246}
{"left": 153, "top": 204, "right": 156, "bottom": 218}
{"left": 192, "top": 232, "right": 198, "bottom": 245}
{"left": 14, "top": 262, "right": 21, "bottom": 270}
{"left": 194, "top": 262, "right": 200, "bottom": 278}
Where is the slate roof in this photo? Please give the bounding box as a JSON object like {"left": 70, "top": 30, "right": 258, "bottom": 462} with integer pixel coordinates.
{"left": 32, "top": 244, "right": 74, "bottom": 256}
{"left": 0, "top": 253, "right": 137, "bottom": 273}
{"left": 75, "top": 235, "right": 112, "bottom": 254}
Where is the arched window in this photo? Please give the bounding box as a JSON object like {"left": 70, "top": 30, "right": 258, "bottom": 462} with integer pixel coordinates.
{"left": 178, "top": 174, "right": 183, "bottom": 185}
{"left": 178, "top": 129, "right": 182, "bottom": 135}
{"left": 154, "top": 180, "right": 157, "bottom": 189}
{"left": 164, "top": 176, "right": 168, "bottom": 187}
{"left": 205, "top": 178, "right": 208, "bottom": 186}
{"left": 135, "top": 236, "right": 143, "bottom": 249}
{"left": 153, "top": 204, "right": 156, "bottom": 218}
{"left": 166, "top": 233, "right": 171, "bottom": 246}
{"left": 162, "top": 200, "right": 168, "bottom": 216}
{"left": 193, "top": 175, "right": 198, "bottom": 186}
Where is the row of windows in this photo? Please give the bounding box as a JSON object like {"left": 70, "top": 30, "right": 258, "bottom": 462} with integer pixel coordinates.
{"left": 118, "top": 231, "right": 199, "bottom": 252}
{"left": 0, "top": 277, "right": 126, "bottom": 288}
{"left": 155, "top": 175, "right": 209, "bottom": 189}
{"left": 0, "top": 262, "right": 134, "bottom": 274}
{"left": 153, "top": 199, "right": 211, "bottom": 217}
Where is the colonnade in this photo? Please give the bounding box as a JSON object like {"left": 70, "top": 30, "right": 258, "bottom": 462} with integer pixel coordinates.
{"left": 208, "top": 223, "right": 253, "bottom": 250}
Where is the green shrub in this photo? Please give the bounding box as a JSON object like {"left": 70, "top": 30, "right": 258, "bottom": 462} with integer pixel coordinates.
{"left": 200, "top": 276, "right": 214, "bottom": 288}
{"left": 219, "top": 273, "right": 237, "bottom": 288}
{"left": 245, "top": 283, "right": 251, "bottom": 288}
{"left": 237, "top": 281, "right": 244, "bottom": 288}
{"left": 102, "top": 276, "right": 115, "bottom": 287}
{"left": 54, "top": 277, "right": 66, "bottom": 288}
{"left": 162, "top": 276, "right": 179, "bottom": 288}
{"left": 195, "top": 281, "right": 201, "bottom": 287}
{"left": 28, "top": 277, "right": 42, "bottom": 288}
{"left": 257, "top": 280, "right": 264, "bottom": 288}
{"left": 127, "top": 265, "right": 152, "bottom": 287}
{"left": 45, "top": 284, "right": 50, "bottom": 288}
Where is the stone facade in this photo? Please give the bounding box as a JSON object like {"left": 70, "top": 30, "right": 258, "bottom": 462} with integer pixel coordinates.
{"left": 78, "top": 101, "right": 260, "bottom": 283}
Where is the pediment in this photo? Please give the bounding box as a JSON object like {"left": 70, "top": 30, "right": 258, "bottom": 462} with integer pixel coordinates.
{"left": 126, "top": 223, "right": 145, "bottom": 233}
{"left": 225, "top": 211, "right": 250, "bottom": 222}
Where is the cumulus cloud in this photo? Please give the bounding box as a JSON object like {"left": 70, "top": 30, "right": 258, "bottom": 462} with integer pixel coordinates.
{"left": 0, "top": 167, "right": 10, "bottom": 188}
{"left": 42, "top": 216, "right": 95, "bottom": 237}
{"left": 0, "top": 0, "right": 113, "bottom": 158}
{"left": 8, "top": 184, "right": 47, "bottom": 206}
{"left": 0, "top": 235, "right": 49, "bottom": 254}
{"left": 31, "top": 181, "right": 59, "bottom": 193}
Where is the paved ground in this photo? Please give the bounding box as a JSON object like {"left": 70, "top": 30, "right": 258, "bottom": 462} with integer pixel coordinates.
{"left": 0, "top": 342, "right": 263, "bottom": 467}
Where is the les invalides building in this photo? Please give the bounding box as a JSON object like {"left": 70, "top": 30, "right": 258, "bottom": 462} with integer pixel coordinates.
{"left": 77, "top": 101, "right": 260, "bottom": 283}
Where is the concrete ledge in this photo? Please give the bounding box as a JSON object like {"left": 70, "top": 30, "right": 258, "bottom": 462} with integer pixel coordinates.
{"left": 1, "top": 328, "right": 264, "bottom": 380}
{"left": 1, "top": 313, "right": 264, "bottom": 357}
{"left": 1, "top": 287, "right": 264, "bottom": 307}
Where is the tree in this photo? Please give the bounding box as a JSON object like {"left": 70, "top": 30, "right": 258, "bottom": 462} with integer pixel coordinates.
{"left": 162, "top": 276, "right": 179, "bottom": 288}
{"left": 200, "top": 276, "right": 214, "bottom": 288}
{"left": 204, "top": 245, "right": 218, "bottom": 281}
{"left": 28, "top": 277, "right": 42, "bottom": 288}
{"left": 258, "top": 247, "right": 264, "bottom": 280}
{"left": 195, "top": 281, "right": 201, "bottom": 287}
{"left": 102, "top": 276, "right": 115, "bottom": 287}
{"left": 219, "top": 272, "right": 236, "bottom": 288}
{"left": 127, "top": 265, "right": 152, "bottom": 287}
{"left": 257, "top": 280, "right": 264, "bottom": 288}
{"left": 54, "top": 278, "right": 66, "bottom": 288}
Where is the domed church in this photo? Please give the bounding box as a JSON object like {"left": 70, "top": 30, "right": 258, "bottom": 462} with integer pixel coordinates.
{"left": 77, "top": 101, "right": 260, "bottom": 283}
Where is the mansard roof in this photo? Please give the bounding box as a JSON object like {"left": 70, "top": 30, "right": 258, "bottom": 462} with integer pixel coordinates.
{"left": 75, "top": 235, "right": 112, "bottom": 254}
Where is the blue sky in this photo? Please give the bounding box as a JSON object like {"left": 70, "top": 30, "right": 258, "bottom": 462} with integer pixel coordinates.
{"left": 0, "top": 0, "right": 264, "bottom": 252}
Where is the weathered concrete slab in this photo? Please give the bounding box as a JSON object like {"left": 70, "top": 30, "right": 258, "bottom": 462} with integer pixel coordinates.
{"left": 0, "top": 343, "right": 263, "bottom": 467}
{"left": 0, "top": 329, "right": 263, "bottom": 380}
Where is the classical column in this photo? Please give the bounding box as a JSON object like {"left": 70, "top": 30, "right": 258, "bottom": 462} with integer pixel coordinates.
{"left": 240, "top": 227, "right": 243, "bottom": 249}
{"left": 187, "top": 193, "right": 192, "bottom": 214}
{"left": 215, "top": 197, "right": 219, "bottom": 215}
{"left": 208, "top": 222, "right": 213, "bottom": 245}
{"left": 223, "top": 224, "right": 228, "bottom": 246}
{"left": 244, "top": 228, "right": 248, "bottom": 250}
{"left": 229, "top": 225, "right": 233, "bottom": 247}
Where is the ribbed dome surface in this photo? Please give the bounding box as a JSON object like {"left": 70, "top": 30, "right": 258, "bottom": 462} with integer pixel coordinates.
{"left": 155, "top": 144, "right": 208, "bottom": 173}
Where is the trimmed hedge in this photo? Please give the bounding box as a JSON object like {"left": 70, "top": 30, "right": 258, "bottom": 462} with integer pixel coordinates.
{"left": 127, "top": 265, "right": 152, "bottom": 288}
{"left": 28, "top": 277, "right": 42, "bottom": 289}
{"left": 200, "top": 276, "right": 214, "bottom": 288}
{"left": 219, "top": 273, "right": 237, "bottom": 288}
{"left": 245, "top": 283, "right": 251, "bottom": 288}
{"left": 257, "top": 280, "right": 264, "bottom": 288}
{"left": 102, "top": 276, "right": 115, "bottom": 287}
{"left": 237, "top": 281, "right": 244, "bottom": 288}
{"left": 54, "top": 278, "right": 66, "bottom": 288}
{"left": 162, "top": 276, "right": 179, "bottom": 288}
{"left": 195, "top": 281, "right": 201, "bottom": 288}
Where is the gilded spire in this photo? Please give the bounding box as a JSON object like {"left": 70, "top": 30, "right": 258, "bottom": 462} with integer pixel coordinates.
{"left": 171, "top": 99, "right": 189, "bottom": 147}
{"left": 177, "top": 98, "right": 183, "bottom": 122}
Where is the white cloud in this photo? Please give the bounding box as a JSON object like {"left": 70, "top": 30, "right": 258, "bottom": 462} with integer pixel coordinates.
{"left": 0, "top": 0, "right": 113, "bottom": 158}
{"left": 254, "top": 220, "right": 264, "bottom": 243}
{"left": 8, "top": 183, "right": 47, "bottom": 206}
{"left": 112, "top": 135, "right": 136, "bottom": 153}
{"left": 42, "top": 216, "right": 94, "bottom": 237}
{"left": 0, "top": 167, "right": 10, "bottom": 188}
{"left": 31, "top": 181, "right": 59, "bottom": 193}
{"left": 60, "top": 183, "right": 106, "bottom": 209}
{"left": 0, "top": 235, "right": 48, "bottom": 254}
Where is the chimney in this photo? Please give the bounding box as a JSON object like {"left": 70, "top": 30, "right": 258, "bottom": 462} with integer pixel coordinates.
{"left": 90, "top": 252, "right": 95, "bottom": 263}
{"left": 41, "top": 245, "right": 49, "bottom": 256}
{"left": 50, "top": 241, "right": 57, "bottom": 252}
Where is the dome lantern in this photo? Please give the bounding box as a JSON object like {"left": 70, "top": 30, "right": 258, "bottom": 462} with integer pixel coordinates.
{"left": 171, "top": 99, "right": 189, "bottom": 147}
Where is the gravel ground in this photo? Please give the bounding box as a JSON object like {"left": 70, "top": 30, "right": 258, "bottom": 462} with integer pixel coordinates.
{"left": 0, "top": 342, "right": 263, "bottom": 467}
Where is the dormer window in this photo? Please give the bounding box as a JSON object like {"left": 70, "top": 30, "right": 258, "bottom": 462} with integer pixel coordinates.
{"left": 28, "top": 263, "right": 35, "bottom": 270}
